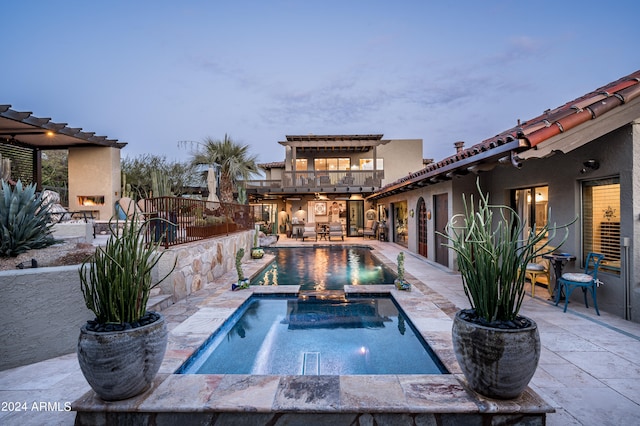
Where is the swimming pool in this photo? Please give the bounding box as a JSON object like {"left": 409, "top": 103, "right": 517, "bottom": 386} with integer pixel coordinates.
{"left": 177, "top": 295, "right": 448, "bottom": 375}
{"left": 253, "top": 246, "right": 395, "bottom": 291}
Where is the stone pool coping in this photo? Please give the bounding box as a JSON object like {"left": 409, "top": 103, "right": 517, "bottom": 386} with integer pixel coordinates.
{"left": 73, "top": 250, "right": 554, "bottom": 424}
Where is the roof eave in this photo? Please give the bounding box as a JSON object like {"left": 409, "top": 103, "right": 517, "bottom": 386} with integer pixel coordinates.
{"left": 368, "top": 139, "right": 528, "bottom": 200}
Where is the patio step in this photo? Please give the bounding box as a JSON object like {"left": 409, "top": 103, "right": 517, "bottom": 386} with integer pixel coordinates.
{"left": 302, "top": 352, "right": 320, "bottom": 375}
{"left": 147, "top": 294, "right": 173, "bottom": 312}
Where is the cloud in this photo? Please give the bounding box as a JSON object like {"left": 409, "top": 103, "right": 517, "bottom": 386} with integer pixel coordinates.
{"left": 485, "top": 35, "right": 544, "bottom": 65}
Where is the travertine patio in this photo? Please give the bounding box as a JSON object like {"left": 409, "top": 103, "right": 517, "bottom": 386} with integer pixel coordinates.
{"left": 1, "top": 237, "right": 639, "bottom": 425}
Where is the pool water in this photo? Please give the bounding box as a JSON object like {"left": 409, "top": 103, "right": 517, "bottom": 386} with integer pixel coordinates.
{"left": 253, "top": 247, "right": 395, "bottom": 291}
{"left": 177, "top": 295, "right": 448, "bottom": 375}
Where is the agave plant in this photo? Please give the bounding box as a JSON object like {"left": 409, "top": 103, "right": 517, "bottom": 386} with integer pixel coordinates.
{"left": 79, "top": 210, "right": 176, "bottom": 325}
{"left": 0, "top": 180, "right": 57, "bottom": 257}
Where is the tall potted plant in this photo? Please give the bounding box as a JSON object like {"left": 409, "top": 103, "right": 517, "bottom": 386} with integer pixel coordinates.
{"left": 443, "top": 180, "right": 569, "bottom": 399}
{"left": 77, "top": 210, "right": 175, "bottom": 401}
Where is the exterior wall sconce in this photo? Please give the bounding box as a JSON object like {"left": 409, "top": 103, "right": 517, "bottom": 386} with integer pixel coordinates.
{"left": 427, "top": 210, "right": 432, "bottom": 220}
{"left": 409, "top": 209, "right": 414, "bottom": 217}
{"left": 580, "top": 159, "right": 600, "bottom": 174}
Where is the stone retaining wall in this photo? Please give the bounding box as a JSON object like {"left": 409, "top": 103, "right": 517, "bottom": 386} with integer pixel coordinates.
{"left": 154, "top": 231, "right": 253, "bottom": 301}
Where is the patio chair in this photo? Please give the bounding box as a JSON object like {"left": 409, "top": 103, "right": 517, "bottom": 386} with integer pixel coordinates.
{"left": 301, "top": 223, "right": 317, "bottom": 241}
{"left": 555, "top": 252, "right": 605, "bottom": 315}
{"left": 525, "top": 245, "right": 554, "bottom": 298}
{"left": 363, "top": 221, "right": 378, "bottom": 239}
{"left": 328, "top": 222, "right": 344, "bottom": 241}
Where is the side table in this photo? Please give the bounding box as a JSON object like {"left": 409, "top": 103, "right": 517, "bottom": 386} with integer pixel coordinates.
{"left": 542, "top": 253, "right": 576, "bottom": 300}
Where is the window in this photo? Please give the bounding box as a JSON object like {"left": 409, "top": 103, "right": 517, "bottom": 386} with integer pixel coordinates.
{"left": 359, "top": 158, "right": 383, "bottom": 170}
{"left": 314, "top": 158, "right": 350, "bottom": 171}
{"left": 512, "top": 186, "right": 548, "bottom": 238}
{"left": 582, "top": 177, "right": 620, "bottom": 274}
{"left": 295, "top": 159, "right": 307, "bottom": 171}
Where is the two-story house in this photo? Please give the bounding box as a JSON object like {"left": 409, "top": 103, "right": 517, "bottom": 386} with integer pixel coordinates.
{"left": 246, "top": 134, "right": 424, "bottom": 239}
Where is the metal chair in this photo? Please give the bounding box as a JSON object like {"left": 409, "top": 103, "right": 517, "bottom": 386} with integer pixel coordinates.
{"left": 555, "top": 252, "right": 605, "bottom": 315}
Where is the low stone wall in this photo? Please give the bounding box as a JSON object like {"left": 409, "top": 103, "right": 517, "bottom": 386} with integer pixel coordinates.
{"left": 0, "top": 230, "right": 253, "bottom": 371}
{"left": 0, "top": 266, "right": 94, "bottom": 371}
{"left": 154, "top": 230, "right": 254, "bottom": 301}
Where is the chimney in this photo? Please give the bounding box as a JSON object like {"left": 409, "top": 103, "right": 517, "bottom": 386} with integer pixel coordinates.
{"left": 454, "top": 141, "right": 465, "bottom": 153}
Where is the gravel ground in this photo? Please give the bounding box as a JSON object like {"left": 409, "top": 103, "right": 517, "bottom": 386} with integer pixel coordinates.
{"left": 0, "top": 240, "right": 97, "bottom": 271}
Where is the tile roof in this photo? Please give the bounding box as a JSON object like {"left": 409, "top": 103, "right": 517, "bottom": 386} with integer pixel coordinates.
{"left": 369, "top": 70, "right": 640, "bottom": 200}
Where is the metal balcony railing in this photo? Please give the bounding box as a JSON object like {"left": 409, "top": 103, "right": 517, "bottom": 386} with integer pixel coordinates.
{"left": 138, "top": 197, "right": 253, "bottom": 248}
{"left": 245, "top": 170, "right": 383, "bottom": 192}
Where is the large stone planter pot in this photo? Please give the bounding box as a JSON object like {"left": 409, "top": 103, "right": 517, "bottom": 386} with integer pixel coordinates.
{"left": 452, "top": 309, "right": 540, "bottom": 399}
{"left": 77, "top": 313, "right": 168, "bottom": 401}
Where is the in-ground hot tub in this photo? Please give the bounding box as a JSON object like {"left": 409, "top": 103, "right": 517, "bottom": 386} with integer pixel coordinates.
{"left": 177, "top": 294, "right": 448, "bottom": 375}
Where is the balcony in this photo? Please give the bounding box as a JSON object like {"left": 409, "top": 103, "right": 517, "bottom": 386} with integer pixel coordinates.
{"left": 245, "top": 170, "right": 384, "bottom": 194}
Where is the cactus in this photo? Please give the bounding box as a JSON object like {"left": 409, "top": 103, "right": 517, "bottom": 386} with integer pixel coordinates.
{"left": 237, "top": 186, "right": 247, "bottom": 204}
{"left": 235, "top": 248, "right": 245, "bottom": 281}
{"left": 394, "top": 251, "right": 410, "bottom": 291}
{"left": 232, "top": 248, "right": 250, "bottom": 290}
{"left": 151, "top": 170, "right": 173, "bottom": 197}
{"left": 121, "top": 172, "right": 134, "bottom": 199}
{"left": 397, "top": 252, "right": 405, "bottom": 281}
{"left": 0, "top": 180, "right": 57, "bottom": 257}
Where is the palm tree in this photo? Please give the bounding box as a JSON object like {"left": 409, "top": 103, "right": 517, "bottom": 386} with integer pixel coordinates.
{"left": 190, "top": 135, "right": 258, "bottom": 203}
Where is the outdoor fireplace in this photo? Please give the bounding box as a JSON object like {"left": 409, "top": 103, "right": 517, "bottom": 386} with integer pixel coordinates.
{"left": 68, "top": 146, "right": 121, "bottom": 222}
{"left": 77, "top": 195, "right": 105, "bottom": 206}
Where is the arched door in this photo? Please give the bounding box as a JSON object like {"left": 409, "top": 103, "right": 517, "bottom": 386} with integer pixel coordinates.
{"left": 417, "top": 197, "right": 428, "bottom": 258}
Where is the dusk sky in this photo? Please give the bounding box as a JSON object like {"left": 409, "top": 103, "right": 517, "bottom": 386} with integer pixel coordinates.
{"left": 2, "top": 1, "right": 638, "bottom": 171}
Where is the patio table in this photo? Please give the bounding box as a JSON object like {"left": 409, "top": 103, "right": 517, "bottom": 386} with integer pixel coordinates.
{"left": 543, "top": 252, "right": 576, "bottom": 300}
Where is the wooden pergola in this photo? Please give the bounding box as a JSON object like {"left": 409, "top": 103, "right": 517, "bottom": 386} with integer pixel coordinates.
{"left": 0, "top": 104, "right": 126, "bottom": 189}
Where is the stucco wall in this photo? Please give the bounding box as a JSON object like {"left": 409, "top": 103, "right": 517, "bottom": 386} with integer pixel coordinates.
{"left": 630, "top": 121, "right": 640, "bottom": 321}
{"left": 0, "top": 266, "right": 94, "bottom": 371}
{"left": 377, "top": 139, "right": 424, "bottom": 184}
{"left": 51, "top": 221, "right": 94, "bottom": 242}
{"left": 375, "top": 180, "right": 453, "bottom": 263}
